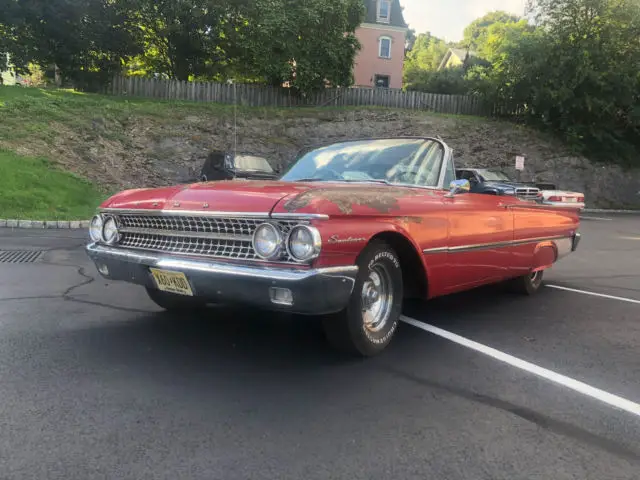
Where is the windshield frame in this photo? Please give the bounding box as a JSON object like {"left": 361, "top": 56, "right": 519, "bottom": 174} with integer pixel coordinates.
{"left": 279, "top": 137, "right": 454, "bottom": 191}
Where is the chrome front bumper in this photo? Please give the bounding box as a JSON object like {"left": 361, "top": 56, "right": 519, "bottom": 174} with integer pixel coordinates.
{"left": 85, "top": 243, "right": 358, "bottom": 315}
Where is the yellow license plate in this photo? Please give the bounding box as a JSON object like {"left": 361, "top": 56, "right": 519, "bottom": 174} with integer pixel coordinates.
{"left": 149, "top": 268, "right": 194, "bottom": 296}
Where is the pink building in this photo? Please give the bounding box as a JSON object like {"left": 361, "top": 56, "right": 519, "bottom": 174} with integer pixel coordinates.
{"left": 352, "top": 0, "right": 408, "bottom": 89}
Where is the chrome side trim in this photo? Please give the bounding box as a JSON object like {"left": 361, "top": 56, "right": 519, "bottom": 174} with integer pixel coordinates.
{"left": 423, "top": 235, "right": 570, "bottom": 254}
{"left": 271, "top": 213, "right": 329, "bottom": 220}
{"left": 119, "top": 227, "right": 252, "bottom": 242}
{"left": 503, "top": 203, "right": 579, "bottom": 210}
{"left": 99, "top": 208, "right": 329, "bottom": 220}
{"left": 422, "top": 247, "right": 448, "bottom": 254}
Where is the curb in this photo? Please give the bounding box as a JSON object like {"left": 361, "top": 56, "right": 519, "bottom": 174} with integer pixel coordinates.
{"left": 582, "top": 209, "right": 640, "bottom": 214}
{"left": 0, "top": 219, "right": 90, "bottom": 229}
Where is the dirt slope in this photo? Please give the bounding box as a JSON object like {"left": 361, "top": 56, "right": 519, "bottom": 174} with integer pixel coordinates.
{"left": 1, "top": 88, "right": 638, "bottom": 208}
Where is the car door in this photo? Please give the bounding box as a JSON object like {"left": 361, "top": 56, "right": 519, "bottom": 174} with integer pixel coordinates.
{"left": 442, "top": 190, "right": 515, "bottom": 293}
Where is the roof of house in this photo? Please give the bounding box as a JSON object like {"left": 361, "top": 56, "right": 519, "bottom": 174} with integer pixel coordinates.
{"left": 363, "top": 0, "right": 408, "bottom": 28}
{"left": 437, "top": 48, "right": 478, "bottom": 70}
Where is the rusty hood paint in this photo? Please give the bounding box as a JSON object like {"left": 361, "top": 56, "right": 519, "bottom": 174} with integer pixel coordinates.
{"left": 101, "top": 180, "right": 444, "bottom": 216}
{"left": 273, "top": 183, "right": 445, "bottom": 216}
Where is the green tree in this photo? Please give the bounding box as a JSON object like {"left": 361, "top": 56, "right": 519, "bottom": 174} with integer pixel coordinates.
{"left": 0, "top": 0, "right": 142, "bottom": 90}
{"left": 404, "top": 32, "right": 450, "bottom": 71}
{"left": 403, "top": 32, "right": 452, "bottom": 90}
{"left": 237, "top": 0, "right": 364, "bottom": 94}
{"left": 479, "top": 19, "right": 535, "bottom": 62}
{"left": 489, "top": 0, "right": 640, "bottom": 163}
{"left": 460, "top": 10, "right": 522, "bottom": 51}
{"left": 125, "top": 0, "right": 244, "bottom": 81}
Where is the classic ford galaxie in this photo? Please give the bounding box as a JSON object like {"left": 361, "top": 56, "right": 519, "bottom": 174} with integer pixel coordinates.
{"left": 86, "top": 137, "right": 581, "bottom": 356}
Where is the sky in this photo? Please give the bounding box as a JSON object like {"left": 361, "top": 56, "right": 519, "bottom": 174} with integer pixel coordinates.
{"left": 400, "top": 0, "right": 527, "bottom": 42}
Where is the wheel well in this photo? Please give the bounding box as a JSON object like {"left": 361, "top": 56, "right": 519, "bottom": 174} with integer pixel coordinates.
{"left": 369, "top": 232, "right": 428, "bottom": 300}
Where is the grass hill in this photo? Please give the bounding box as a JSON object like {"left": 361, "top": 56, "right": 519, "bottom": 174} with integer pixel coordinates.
{"left": 0, "top": 85, "right": 638, "bottom": 220}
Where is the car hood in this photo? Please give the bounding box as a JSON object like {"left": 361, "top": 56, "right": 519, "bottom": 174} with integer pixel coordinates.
{"left": 102, "top": 180, "right": 313, "bottom": 213}
{"left": 101, "top": 180, "right": 443, "bottom": 217}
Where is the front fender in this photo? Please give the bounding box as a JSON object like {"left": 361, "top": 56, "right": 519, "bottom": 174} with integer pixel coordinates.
{"left": 311, "top": 217, "right": 429, "bottom": 278}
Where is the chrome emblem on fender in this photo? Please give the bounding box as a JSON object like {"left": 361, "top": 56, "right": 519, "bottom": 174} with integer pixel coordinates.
{"left": 328, "top": 235, "right": 366, "bottom": 244}
{"left": 173, "top": 201, "right": 180, "bottom": 207}
{"left": 203, "top": 203, "right": 209, "bottom": 209}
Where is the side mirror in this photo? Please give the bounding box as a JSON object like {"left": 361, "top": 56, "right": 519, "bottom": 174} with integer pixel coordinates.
{"left": 445, "top": 179, "right": 471, "bottom": 198}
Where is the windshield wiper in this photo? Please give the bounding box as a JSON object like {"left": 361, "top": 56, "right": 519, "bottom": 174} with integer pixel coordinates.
{"left": 292, "top": 178, "right": 394, "bottom": 185}
{"left": 340, "top": 179, "right": 393, "bottom": 185}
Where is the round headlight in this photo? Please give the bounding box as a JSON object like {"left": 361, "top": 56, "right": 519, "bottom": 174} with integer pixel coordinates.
{"left": 287, "top": 225, "right": 321, "bottom": 262}
{"left": 89, "top": 215, "right": 103, "bottom": 242}
{"left": 252, "top": 223, "right": 283, "bottom": 260}
{"left": 102, "top": 216, "right": 119, "bottom": 244}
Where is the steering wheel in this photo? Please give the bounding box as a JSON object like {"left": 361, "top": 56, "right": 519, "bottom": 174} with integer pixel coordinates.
{"left": 320, "top": 168, "right": 344, "bottom": 181}
{"left": 391, "top": 166, "right": 421, "bottom": 184}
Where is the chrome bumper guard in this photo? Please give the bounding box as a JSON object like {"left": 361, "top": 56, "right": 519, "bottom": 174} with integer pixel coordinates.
{"left": 85, "top": 243, "right": 358, "bottom": 315}
{"left": 572, "top": 232, "right": 581, "bottom": 252}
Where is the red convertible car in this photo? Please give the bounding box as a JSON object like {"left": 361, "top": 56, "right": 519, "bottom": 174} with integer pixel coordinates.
{"left": 86, "top": 137, "right": 581, "bottom": 356}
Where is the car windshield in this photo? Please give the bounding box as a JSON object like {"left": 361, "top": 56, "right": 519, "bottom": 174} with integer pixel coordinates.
{"left": 478, "top": 169, "right": 512, "bottom": 182}
{"left": 235, "top": 155, "right": 273, "bottom": 173}
{"left": 280, "top": 139, "right": 445, "bottom": 187}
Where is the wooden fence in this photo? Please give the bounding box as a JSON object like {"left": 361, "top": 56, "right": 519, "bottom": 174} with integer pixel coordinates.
{"left": 107, "top": 75, "right": 493, "bottom": 117}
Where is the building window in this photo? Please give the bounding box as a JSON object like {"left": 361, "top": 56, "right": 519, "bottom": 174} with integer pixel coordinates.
{"left": 374, "top": 75, "right": 390, "bottom": 88}
{"left": 379, "top": 37, "right": 392, "bottom": 59}
{"left": 377, "top": 0, "right": 391, "bottom": 23}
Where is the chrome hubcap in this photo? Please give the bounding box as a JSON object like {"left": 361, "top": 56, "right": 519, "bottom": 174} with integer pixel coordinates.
{"left": 361, "top": 263, "right": 393, "bottom": 333}
{"left": 530, "top": 270, "right": 542, "bottom": 284}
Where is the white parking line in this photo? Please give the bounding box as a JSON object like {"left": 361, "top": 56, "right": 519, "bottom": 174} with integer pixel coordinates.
{"left": 546, "top": 284, "right": 640, "bottom": 305}
{"left": 400, "top": 316, "right": 640, "bottom": 417}
{"left": 580, "top": 216, "right": 613, "bottom": 221}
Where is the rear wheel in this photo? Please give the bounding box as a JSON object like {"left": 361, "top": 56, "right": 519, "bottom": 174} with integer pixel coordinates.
{"left": 322, "top": 240, "right": 404, "bottom": 357}
{"left": 508, "top": 270, "right": 544, "bottom": 295}
{"left": 146, "top": 287, "right": 208, "bottom": 311}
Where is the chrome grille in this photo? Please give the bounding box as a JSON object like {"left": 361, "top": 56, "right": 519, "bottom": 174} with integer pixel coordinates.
{"left": 111, "top": 213, "right": 302, "bottom": 263}
{"left": 120, "top": 232, "right": 258, "bottom": 260}
{"left": 515, "top": 188, "right": 540, "bottom": 201}
{"left": 118, "top": 214, "right": 268, "bottom": 236}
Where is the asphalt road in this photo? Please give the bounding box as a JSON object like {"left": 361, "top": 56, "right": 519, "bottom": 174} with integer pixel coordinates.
{"left": 0, "top": 214, "right": 639, "bottom": 480}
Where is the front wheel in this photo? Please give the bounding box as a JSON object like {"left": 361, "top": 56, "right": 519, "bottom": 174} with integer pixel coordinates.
{"left": 507, "top": 269, "right": 544, "bottom": 295}
{"left": 322, "top": 240, "right": 404, "bottom": 357}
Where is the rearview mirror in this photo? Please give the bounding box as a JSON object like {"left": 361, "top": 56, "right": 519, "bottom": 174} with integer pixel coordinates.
{"left": 446, "top": 179, "right": 471, "bottom": 198}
